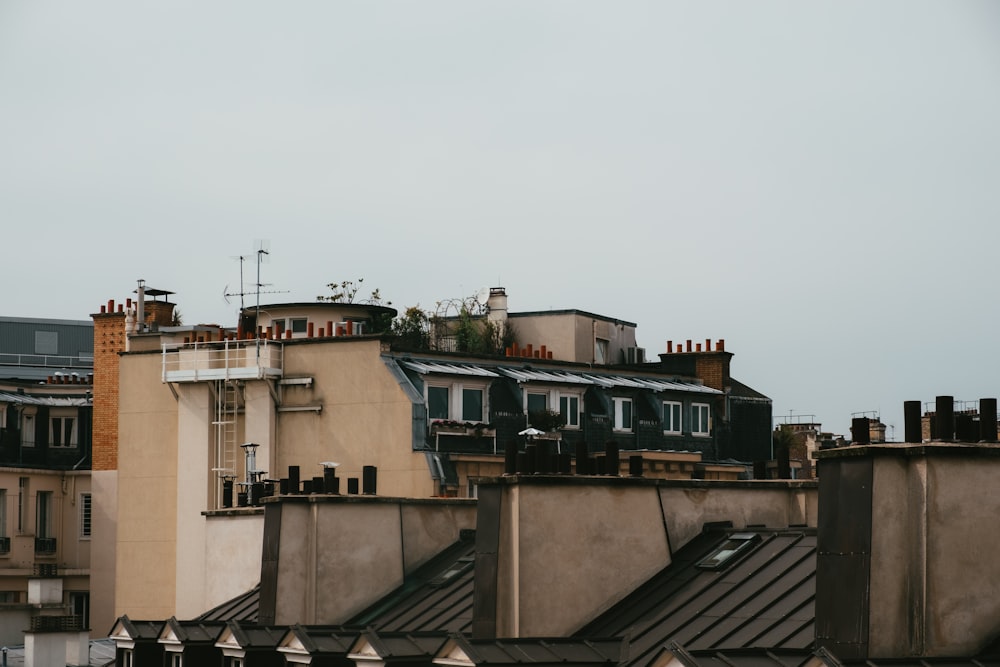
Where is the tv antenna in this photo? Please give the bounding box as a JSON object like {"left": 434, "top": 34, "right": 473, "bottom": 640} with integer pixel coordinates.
{"left": 223, "top": 240, "right": 288, "bottom": 312}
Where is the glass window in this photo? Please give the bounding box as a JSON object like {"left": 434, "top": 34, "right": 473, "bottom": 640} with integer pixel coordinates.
{"left": 290, "top": 318, "right": 308, "bottom": 333}
{"left": 427, "top": 386, "right": 449, "bottom": 420}
{"left": 0, "top": 490, "right": 6, "bottom": 538}
{"left": 595, "top": 338, "right": 609, "bottom": 364}
{"left": 462, "top": 388, "right": 483, "bottom": 422}
{"left": 663, "top": 401, "right": 682, "bottom": 434}
{"left": 692, "top": 403, "right": 711, "bottom": 435}
{"left": 526, "top": 393, "right": 547, "bottom": 414}
{"left": 37, "top": 491, "right": 52, "bottom": 538}
{"left": 22, "top": 410, "right": 36, "bottom": 447}
{"left": 80, "top": 493, "right": 92, "bottom": 538}
{"left": 18, "top": 478, "right": 28, "bottom": 534}
{"left": 613, "top": 397, "right": 633, "bottom": 431}
{"left": 559, "top": 395, "right": 580, "bottom": 428}
{"left": 50, "top": 409, "right": 78, "bottom": 447}
{"left": 70, "top": 591, "right": 90, "bottom": 629}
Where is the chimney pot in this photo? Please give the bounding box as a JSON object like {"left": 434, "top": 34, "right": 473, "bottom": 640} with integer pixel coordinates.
{"left": 667, "top": 340, "right": 673, "bottom": 353}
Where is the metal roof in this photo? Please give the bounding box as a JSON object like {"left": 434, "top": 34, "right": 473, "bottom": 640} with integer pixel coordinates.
{"left": 400, "top": 361, "right": 722, "bottom": 395}
{"left": 446, "top": 635, "right": 624, "bottom": 666}
{"left": 195, "top": 585, "right": 259, "bottom": 623}
{"left": 0, "top": 391, "right": 90, "bottom": 407}
{"left": 349, "top": 537, "right": 477, "bottom": 633}
{"left": 578, "top": 528, "right": 817, "bottom": 667}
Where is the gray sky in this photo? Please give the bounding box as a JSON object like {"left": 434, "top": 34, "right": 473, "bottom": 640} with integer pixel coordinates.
{"left": 2, "top": 1, "right": 999, "bottom": 437}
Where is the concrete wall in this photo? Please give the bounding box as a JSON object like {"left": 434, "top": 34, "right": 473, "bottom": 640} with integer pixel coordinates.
{"left": 268, "top": 496, "right": 476, "bottom": 625}
{"left": 477, "top": 476, "right": 818, "bottom": 639}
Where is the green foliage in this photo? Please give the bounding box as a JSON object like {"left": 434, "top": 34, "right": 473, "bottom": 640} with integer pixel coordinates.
{"left": 391, "top": 306, "right": 431, "bottom": 349}
{"left": 317, "top": 278, "right": 389, "bottom": 306}
{"left": 528, "top": 409, "right": 566, "bottom": 432}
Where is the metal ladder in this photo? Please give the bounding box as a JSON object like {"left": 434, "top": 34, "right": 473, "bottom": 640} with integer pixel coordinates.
{"left": 213, "top": 379, "right": 239, "bottom": 507}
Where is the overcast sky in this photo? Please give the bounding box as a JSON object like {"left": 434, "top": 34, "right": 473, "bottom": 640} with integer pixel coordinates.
{"left": 2, "top": 1, "right": 999, "bottom": 437}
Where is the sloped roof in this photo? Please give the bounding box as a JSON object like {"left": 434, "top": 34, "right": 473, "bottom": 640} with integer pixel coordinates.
{"left": 349, "top": 535, "right": 477, "bottom": 633}
{"left": 194, "top": 584, "right": 259, "bottom": 623}
{"left": 399, "top": 360, "right": 722, "bottom": 395}
{"left": 578, "top": 527, "right": 816, "bottom": 667}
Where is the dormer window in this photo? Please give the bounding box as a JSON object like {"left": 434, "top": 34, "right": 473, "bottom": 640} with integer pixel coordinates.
{"left": 613, "top": 397, "right": 633, "bottom": 431}
{"left": 426, "top": 382, "right": 487, "bottom": 423}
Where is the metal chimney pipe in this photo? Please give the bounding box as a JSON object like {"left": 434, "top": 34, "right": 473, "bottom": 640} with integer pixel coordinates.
{"left": 935, "top": 396, "right": 955, "bottom": 441}
{"left": 575, "top": 442, "right": 589, "bottom": 475}
{"left": 347, "top": 478, "right": 359, "bottom": 494}
{"left": 981, "top": 398, "right": 998, "bottom": 442}
{"left": 362, "top": 465, "right": 377, "bottom": 495}
{"left": 904, "top": 401, "right": 922, "bottom": 443}
{"left": 605, "top": 441, "right": 620, "bottom": 476}
{"left": 136, "top": 279, "right": 146, "bottom": 333}
{"left": 222, "top": 479, "right": 234, "bottom": 508}
{"left": 287, "top": 466, "right": 300, "bottom": 493}
{"left": 629, "top": 455, "right": 643, "bottom": 477}
{"left": 323, "top": 467, "right": 338, "bottom": 494}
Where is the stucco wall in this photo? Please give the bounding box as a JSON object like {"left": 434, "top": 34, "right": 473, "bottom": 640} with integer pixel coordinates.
{"left": 869, "top": 453, "right": 1000, "bottom": 657}
{"left": 116, "top": 351, "right": 179, "bottom": 620}
{"left": 277, "top": 340, "right": 432, "bottom": 497}
{"left": 270, "top": 496, "right": 476, "bottom": 626}
{"left": 90, "top": 469, "right": 117, "bottom": 636}
{"left": 204, "top": 511, "right": 265, "bottom": 611}
{"left": 483, "top": 476, "right": 818, "bottom": 638}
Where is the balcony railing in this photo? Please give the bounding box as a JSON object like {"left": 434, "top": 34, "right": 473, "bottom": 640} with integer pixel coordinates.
{"left": 162, "top": 339, "right": 283, "bottom": 383}
{"left": 34, "top": 537, "right": 57, "bottom": 554}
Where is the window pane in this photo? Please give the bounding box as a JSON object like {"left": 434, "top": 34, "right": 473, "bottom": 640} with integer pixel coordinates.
{"left": 291, "top": 318, "right": 308, "bottom": 333}
{"left": 428, "top": 386, "right": 449, "bottom": 420}
{"left": 623, "top": 400, "right": 632, "bottom": 429}
{"left": 560, "top": 396, "right": 579, "bottom": 427}
{"left": 462, "top": 389, "right": 483, "bottom": 422}
{"left": 527, "top": 393, "right": 547, "bottom": 413}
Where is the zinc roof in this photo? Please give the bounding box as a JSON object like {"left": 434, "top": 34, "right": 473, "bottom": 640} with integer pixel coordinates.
{"left": 399, "top": 361, "right": 721, "bottom": 395}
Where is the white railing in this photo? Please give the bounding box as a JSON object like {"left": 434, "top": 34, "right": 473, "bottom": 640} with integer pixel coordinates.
{"left": 162, "top": 339, "right": 283, "bottom": 383}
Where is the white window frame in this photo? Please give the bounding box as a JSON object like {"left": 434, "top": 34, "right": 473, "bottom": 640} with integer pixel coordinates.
{"left": 612, "top": 397, "right": 633, "bottom": 432}
{"left": 79, "top": 493, "right": 92, "bottom": 539}
{"left": 692, "top": 402, "right": 711, "bottom": 436}
{"left": 525, "top": 391, "right": 548, "bottom": 414}
{"left": 426, "top": 381, "right": 489, "bottom": 423}
{"left": 289, "top": 317, "right": 308, "bottom": 334}
{"left": 559, "top": 393, "right": 582, "bottom": 429}
{"left": 21, "top": 407, "right": 36, "bottom": 447}
{"left": 49, "top": 408, "right": 78, "bottom": 448}
{"left": 0, "top": 489, "right": 6, "bottom": 539}
{"left": 663, "top": 401, "right": 682, "bottom": 434}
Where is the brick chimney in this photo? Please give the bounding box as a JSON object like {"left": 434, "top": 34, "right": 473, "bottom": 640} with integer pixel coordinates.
{"left": 658, "top": 339, "right": 731, "bottom": 392}
{"left": 91, "top": 300, "right": 127, "bottom": 471}
{"left": 815, "top": 440, "right": 1000, "bottom": 658}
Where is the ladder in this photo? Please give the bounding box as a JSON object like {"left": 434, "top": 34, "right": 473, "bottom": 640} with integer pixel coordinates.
{"left": 213, "top": 379, "right": 239, "bottom": 507}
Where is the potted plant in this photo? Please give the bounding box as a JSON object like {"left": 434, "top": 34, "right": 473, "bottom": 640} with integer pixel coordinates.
{"left": 528, "top": 409, "right": 566, "bottom": 433}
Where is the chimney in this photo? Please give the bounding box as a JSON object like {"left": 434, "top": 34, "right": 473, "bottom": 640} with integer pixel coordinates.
{"left": 487, "top": 287, "right": 508, "bottom": 327}
{"left": 816, "top": 435, "right": 1000, "bottom": 658}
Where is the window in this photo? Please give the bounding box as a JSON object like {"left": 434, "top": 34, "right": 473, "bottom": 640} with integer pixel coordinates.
{"left": 37, "top": 491, "right": 52, "bottom": 538}
{"left": 559, "top": 395, "right": 580, "bottom": 428}
{"left": 692, "top": 403, "right": 711, "bottom": 436}
{"left": 526, "top": 392, "right": 547, "bottom": 414}
{"left": 461, "top": 388, "right": 483, "bottom": 421}
{"left": 169, "top": 654, "right": 183, "bottom": 667}
{"left": 80, "top": 493, "right": 92, "bottom": 538}
{"left": 428, "top": 386, "right": 450, "bottom": 420}
{"left": 663, "top": 401, "right": 682, "bottom": 434}
{"left": 0, "top": 489, "right": 6, "bottom": 537}
{"left": 613, "top": 397, "right": 633, "bottom": 431}
{"left": 70, "top": 591, "right": 89, "bottom": 629}
{"left": 594, "top": 338, "right": 609, "bottom": 364}
{"left": 18, "top": 478, "right": 28, "bottom": 534}
{"left": 35, "top": 331, "right": 58, "bottom": 355}
{"left": 21, "top": 408, "right": 36, "bottom": 447}
{"left": 290, "top": 317, "right": 308, "bottom": 334}
{"left": 50, "top": 409, "right": 78, "bottom": 447}
{"left": 121, "top": 649, "right": 133, "bottom": 667}
{"left": 0, "top": 591, "right": 20, "bottom": 603}
{"left": 427, "top": 382, "right": 487, "bottom": 423}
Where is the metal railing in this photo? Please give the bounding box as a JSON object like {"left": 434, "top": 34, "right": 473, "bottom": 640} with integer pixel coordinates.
{"left": 0, "top": 352, "right": 92, "bottom": 369}
{"left": 34, "top": 537, "right": 57, "bottom": 554}
{"left": 161, "top": 339, "right": 283, "bottom": 382}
